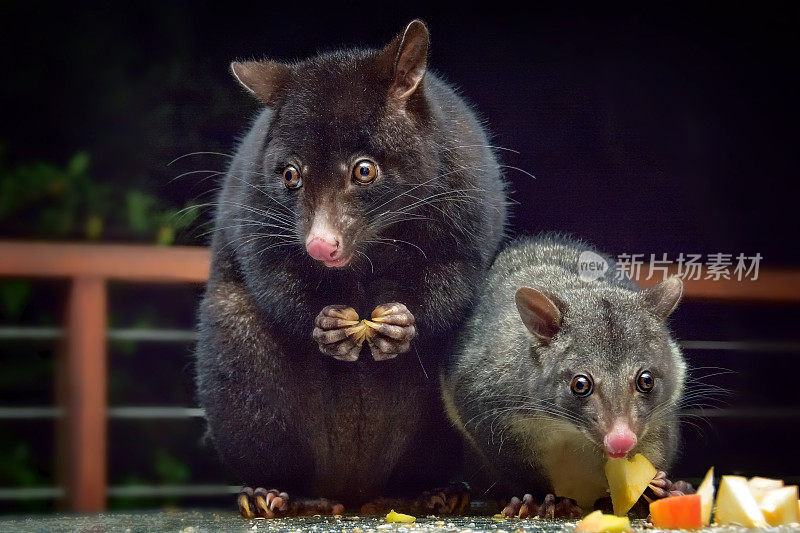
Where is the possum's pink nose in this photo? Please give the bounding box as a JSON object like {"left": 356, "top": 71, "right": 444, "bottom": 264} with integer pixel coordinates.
{"left": 306, "top": 238, "right": 339, "bottom": 261}
{"left": 604, "top": 420, "right": 637, "bottom": 458}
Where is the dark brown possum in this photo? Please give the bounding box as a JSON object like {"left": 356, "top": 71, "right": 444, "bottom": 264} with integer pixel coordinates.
{"left": 195, "top": 20, "right": 508, "bottom": 510}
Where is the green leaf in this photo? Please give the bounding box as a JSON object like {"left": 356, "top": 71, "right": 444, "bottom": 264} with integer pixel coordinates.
{"left": 0, "top": 281, "right": 33, "bottom": 320}
{"left": 85, "top": 214, "right": 104, "bottom": 240}
{"left": 66, "top": 151, "right": 91, "bottom": 176}
{"left": 38, "top": 206, "right": 75, "bottom": 236}
{"left": 85, "top": 183, "right": 112, "bottom": 217}
{"left": 153, "top": 448, "right": 190, "bottom": 484}
{"left": 0, "top": 442, "right": 43, "bottom": 487}
{"left": 156, "top": 225, "right": 175, "bottom": 246}
{"left": 169, "top": 204, "right": 200, "bottom": 231}
{"left": 125, "top": 190, "right": 158, "bottom": 234}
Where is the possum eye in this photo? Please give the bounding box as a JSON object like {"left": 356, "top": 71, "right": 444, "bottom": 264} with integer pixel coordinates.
{"left": 636, "top": 370, "right": 654, "bottom": 393}
{"left": 570, "top": 374, "right": 593, "bottom": 397}
{"left": 282, "top": 165, "right": 302, "bottom": 189}
{"left": 352, "top": 159, "right": 377, "bottom": 184}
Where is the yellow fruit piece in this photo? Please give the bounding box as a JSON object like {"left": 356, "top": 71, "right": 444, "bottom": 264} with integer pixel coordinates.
{"left": 696, "top": 467, "right": 715, "bottom": 526}
{"left": 346, "top": 319, "right": 381, "bottom": 345}
{"left": 574, "top": 510, "right": 632, "bottom": 533}
{"left": 342, "top": 305, "right": 399, "bottom": 345}
{"left": 759, "top": 485, "right": 799, "bottom": 526}
{"left": 714, "top": 475, "right": 768, "bottom": 527}
{"left": 605, "top": 453, "right": 657, "bottom": 516}
{"left": 385, "top": 510, "right": 415, "bottom": 523}
{"left": 748, "top": 476, "right": 784, "bottom": 504}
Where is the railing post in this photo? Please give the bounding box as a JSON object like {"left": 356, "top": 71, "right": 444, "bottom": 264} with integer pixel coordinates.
{"left": 58, "top": 276, "right": 107, "bottom": 511}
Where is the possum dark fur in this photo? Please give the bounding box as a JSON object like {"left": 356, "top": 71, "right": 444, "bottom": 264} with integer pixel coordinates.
{"left": 195, "top": 20, "right": 508, "bottom": 511}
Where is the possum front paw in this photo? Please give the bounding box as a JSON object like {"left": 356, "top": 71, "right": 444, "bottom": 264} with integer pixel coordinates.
{"left": 237, "top": 487, "right": 344, "bottom": 518}
{"left": 238, "top": 487, "right": 290, "bottom": 518}
{"left": 360, "top": 482, "right": 470, "bottom": 516}
{"left": 616, "top": 471, "right": 695, "bottom": 516}
{"left": 502, "top": 493, "right": 583, "bottom": 519}
{"left": 367, "top": 302, "right": 416, "bottom": 361}
{"left": 413, "top": 481, "right": 471, "bottom": 515}
{"left": 644, "top": 471, "right": 696, "bottom": 501}
{"left": 313, "top": 305, "right": 363, "bottom": 361}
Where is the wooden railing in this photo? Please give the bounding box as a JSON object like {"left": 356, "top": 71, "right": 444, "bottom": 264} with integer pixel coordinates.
{"left": 0, "top": 242, "right": 209, "bottom": 512}
{"left": 0, "top": 240, "right": 799, "bottom": 511}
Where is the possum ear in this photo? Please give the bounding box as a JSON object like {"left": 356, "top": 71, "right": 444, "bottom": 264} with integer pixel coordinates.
{"left": 642, "top": 276, "right": 683, "bottom": 318}
{"left": 230, "top": 60, "right": 290, "bottom": 106}
{"left": 515, "top": 287, "right": 563, "bottom": 343}
{"left": 379, "top": 19, "right": 429, "bottom": 100}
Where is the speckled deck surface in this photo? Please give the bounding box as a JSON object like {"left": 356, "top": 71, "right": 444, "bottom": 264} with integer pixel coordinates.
{"left": 0, "top": 511, "right": 795, "bottom": 533}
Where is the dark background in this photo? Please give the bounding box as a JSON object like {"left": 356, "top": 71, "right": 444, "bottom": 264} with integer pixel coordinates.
{"left": 0, "top": 1, "right": 798, "bottom": 512}
{"left": 1, "top": 2, "right": 798, "bottom": 260}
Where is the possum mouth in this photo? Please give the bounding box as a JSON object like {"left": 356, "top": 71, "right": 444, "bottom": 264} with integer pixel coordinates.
{"left": 323, "top": 254, "right": 352, "bottom": 268}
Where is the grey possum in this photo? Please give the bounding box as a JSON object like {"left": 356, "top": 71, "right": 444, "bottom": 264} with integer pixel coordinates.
{"left": 194, "top": 20, "right": 508, "bottom": 517}
{"left": 442, "top": 235, "right": 692, "bottom": 517}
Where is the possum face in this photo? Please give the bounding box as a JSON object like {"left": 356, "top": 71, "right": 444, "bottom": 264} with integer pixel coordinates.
{"left": 514, "top": 277, "right": 686, "bottom": 464}
{"left": 228, "top": 21, "right": 439, "bottom": 269}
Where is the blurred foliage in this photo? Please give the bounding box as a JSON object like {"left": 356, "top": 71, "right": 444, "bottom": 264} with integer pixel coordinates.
{"left": 0, "top": 442, "right": 46, "bottom": 487}
{"left": 0, "top": 281, "right": 33, "bottom": 321}
{"left": 0, "top": 148, "right": 205, "bottom": 506}
{"left": 154, "top": 449, "right": 191, "bottom": 485}
{"left": 111, "top": 449, "right": 192, "bottom": 509}
{"left": 0, "top": 440, "right": 49, "bottom": 513}
{"left": 0, "top": 3, "right": 248, "bottom": 511}
{"left": 112, "top": 474, "right": 154, "bottom": 510}
{"left": 0, "top": 146, "right": 200, "bottom": 246}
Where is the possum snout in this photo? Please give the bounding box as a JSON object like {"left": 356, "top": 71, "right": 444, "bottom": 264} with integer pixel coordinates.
{"left": 603, "top": 418, "right": 638, "bottom": 458}
{"left": 306, "top": 237, "right": 338, "bottom": 260}
{"left": 305, "top": 208, "right": 352, "bottom": 268}
{"left": 305, "top": 234, "right": 351, "bottom": 268}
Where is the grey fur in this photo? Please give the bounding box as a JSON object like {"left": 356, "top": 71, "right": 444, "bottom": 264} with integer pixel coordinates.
{"left": 442, "top": 234, "right": 686, "bottom": 509}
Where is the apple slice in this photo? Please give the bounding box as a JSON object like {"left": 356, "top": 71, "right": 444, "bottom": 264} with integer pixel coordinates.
{"left": 385, "top": 509, "right": 415, "bottom": 523}
{"left": 714, "top": 475, "right": 768, "bottom": 527}
{"left": 748, "top": 476, "right": 784, "bottom": 504}
{"left": 758, "top": 485, "right": 799, "bottom": 526}
{"left": 575, "top": 510, "right": 632, "bottom": 533}
{"left": 696, "top": 467, "right": 715, "bottom": 525}
{"left": 605, "top": 453, "right": 657, "bottom": 516}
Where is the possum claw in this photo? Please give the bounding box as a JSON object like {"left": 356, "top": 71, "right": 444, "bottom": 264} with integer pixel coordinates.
{"left": 360, "top": 482, "right": 470, "bottom": 516}
{"left": 367, "top": 302, "right": 416, "bottom": 361}
{"left": 238, "top": 489, "right": 256, "bottom": 519}
{"left": 502, "top": 493, "right": 582, "bottom": 519}
{"left": 238, "top": 487, "right": 343, "bottom": 518}
{"left": 414, "top": 481, "right": 471, "bottom": 515}
{"left": 238, "top": 487, "right": 290, "bottom": 519}
{"left": 645, "top": 471, "right": 696, "bottom": 502}
{"left": 313, "top": 305, "right": 362, "bottom": 361}
{"left": 640, "top": 472, "right": 696, "bottom": 511}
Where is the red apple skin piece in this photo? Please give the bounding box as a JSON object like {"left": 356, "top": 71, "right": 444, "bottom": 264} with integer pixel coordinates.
{"left": 650, "top": 494, "right": 703, "bottom": 530}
